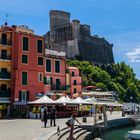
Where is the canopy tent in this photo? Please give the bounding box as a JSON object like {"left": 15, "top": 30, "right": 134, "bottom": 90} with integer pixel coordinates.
{"left": 106, "top": 102, "right": 122, "bottom": 107}
{"left": 72, "top": 97, "right": 93, "bottom": 105}
{"left": 93, "top": 101, "right": 122, "bottom": 106}
{"left": 84, "top": 97, "right": 122, "bottom": 106}
{"left": 28, "top": 95, "right": 55, "bottom": 104}
{"left": 55, "top": 96, "right": 72, "bottom": 105}
{"left": 84, "top": 97, "right": 97, "bottom": 103}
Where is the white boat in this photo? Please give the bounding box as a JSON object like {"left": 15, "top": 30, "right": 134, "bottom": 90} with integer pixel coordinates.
{"left": 128, "top": 130, "right": 140, "bottom": 140}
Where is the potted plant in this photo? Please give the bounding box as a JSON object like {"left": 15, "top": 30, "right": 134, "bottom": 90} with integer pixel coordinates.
{"left": 0, "top": 104, "right": 7, "bottom": 118}
{"left": 32, "top": 107, "right": 37, "bottom": 119}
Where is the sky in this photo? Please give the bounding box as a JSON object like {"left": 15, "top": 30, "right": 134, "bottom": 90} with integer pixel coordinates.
{"left": 0, "top": 0, "right": 140, "bottom": 79}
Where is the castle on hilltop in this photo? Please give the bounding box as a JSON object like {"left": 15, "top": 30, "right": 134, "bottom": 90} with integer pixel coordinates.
{"left": 44, "top": 10, "right": 114, "bottom": 64}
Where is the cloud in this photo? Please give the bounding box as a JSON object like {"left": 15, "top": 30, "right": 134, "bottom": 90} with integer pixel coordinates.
{"left": 126, "top": 47, "right": 140, "bottom": 63}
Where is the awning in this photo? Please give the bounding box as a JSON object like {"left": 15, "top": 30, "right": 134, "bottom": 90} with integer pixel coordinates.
{"left": 55, "top": 96, "right": 72, "bottom": 105}
{"left": 29, "top": 95, "right": 55, "bottom": 104}
{"left": 72, "top": 97, "right": 93, "bottom": 105}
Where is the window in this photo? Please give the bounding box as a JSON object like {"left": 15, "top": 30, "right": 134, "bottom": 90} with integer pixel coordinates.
{"left": 44, "top": 77, "right": 52, "bottom": 85}
{"left": 55, "top": 60, "right": 60, "bottom": 73}
{"left": 72, "top": 72, "right": 75, "bottom": 76}
{"left": 74, "top": 88, "right": 77, "bottom": 93}
{"left": 1, "top": 84, "right": 7, "bottom": 90}
{"left": 1, "top": 68, "right": 7, "bottom": 73}
{"left": 19, "top": 91, "right": 29, "bottom": 101}
{"left": 74, "top": 80, "right": 77, "bottom": 85}
{"left": 46, "top": 59, "right": 51, "bottom": 72}
{"left": 1, "top": 50, "right": 7, "bottom": 59}
{"left": 56, "top": 79, "right": 61, "bottom": 90}
{"left": 2, "top": 33, "right": 7, "bottom": 45}
{"left": 22, "top": 54, "right": 28, "bottom": 64}
{"left": 22, "top": 71, "right": 28, "bottom": 85}
{"left": 38, "top": 57, "right": 43, "bottom": 65}
{"left": 23, "top": 37, "right": 28, "bottom": 51}
{"left": 37, "top": 40, "right": 43, "bottom": 53}
{"left": 38, "top": 72, "right": 43, "bottom": 82}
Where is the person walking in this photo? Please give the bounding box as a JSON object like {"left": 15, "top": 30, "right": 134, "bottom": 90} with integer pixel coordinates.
{"left": 43, "top": 107, "right": 48, "bottom": 127}
{"left": 50, "top": 106, "right": 57, "bottom": 127}
{"left": 67, "top": 113, "right": 81, "bottom": 140}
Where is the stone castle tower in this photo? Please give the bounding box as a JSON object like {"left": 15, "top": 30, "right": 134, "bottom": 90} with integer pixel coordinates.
{"left": 44, "top": 10, "right": 114, "bottom": 64}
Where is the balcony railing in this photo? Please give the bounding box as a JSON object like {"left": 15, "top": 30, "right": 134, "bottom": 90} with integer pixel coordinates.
{"left": 0, "top": 72, "right": 11, "bottom": 79}
{"left": 0, "top": 38, "right": 12, "bottom": 45}
{"left": 73, "top": 83, "right": 81, "bottom": 86}
{"left": 51, "top": 85, "right": 70, "bottom": 91}
{"left": 0, "top": 55, "right": 11, "bottom": 60}
{"left": 0, "top": 90, "right": 11, "bottom": 98}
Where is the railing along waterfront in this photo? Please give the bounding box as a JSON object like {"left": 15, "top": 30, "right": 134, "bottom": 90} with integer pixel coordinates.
{"left": 51, "top": 85, "right": 70, "bottom": 91}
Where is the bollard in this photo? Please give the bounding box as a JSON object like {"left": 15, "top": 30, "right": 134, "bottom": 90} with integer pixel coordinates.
{"left": 83, "top": 116, "right": 87, "bottom": 122}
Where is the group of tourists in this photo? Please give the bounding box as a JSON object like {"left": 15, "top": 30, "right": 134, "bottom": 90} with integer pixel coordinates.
{"left": 41, "top": 106, "right": 57, "bottom": 127}
{"left": 41, "top": 105, "right": 81, "bottom": 140}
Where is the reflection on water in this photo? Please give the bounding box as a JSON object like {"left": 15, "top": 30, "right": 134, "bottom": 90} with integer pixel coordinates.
{"left": 101, "top": 125, "right": 140, "bottom": 140}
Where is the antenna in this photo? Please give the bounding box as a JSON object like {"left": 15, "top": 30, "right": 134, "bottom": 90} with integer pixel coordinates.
{"left": 5, "top": 14, "right": 10, "bottom": 26}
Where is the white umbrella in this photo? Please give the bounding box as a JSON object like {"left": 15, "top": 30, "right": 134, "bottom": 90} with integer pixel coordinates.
{"left": 73, "top": 97, "right": 92, "bottom": 105}
{"left": 29, "top": 95, "right": 55, "bottom": 104}
{"left": 55, "top": 96, "right": 72, "bottom": 105}
{"left": 84, "top": 97, "right": 97, "bottom": 103}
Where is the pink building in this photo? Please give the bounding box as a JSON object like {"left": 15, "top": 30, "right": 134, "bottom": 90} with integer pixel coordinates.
{"left": 66, "top": 67, "right": 82, "bottom": 98}
{"left": 44, "top": 49, "right": 66, "bottom": 99}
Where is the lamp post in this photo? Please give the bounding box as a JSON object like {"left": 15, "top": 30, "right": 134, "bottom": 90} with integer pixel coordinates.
{"left": 130, "top": 96, "right": 133, "bottom": 102}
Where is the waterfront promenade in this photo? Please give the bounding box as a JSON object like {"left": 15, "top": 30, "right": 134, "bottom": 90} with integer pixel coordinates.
{"left": 0, "top": 111, "right": 127, "bottom": 140}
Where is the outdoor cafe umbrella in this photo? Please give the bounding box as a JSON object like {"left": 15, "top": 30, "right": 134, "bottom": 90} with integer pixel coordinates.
{"left": 28, "top": 95, "right": 55, "bottom": 104}
{"left": 72, "top": 97, "right": 93, "bottom": 105}
{"left": 55, "top": 96, "right": 72, "bottom": 105}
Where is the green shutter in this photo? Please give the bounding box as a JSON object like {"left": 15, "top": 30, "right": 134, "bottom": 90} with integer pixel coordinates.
{"left": 22, "top": 72, "right": 28, "bottom": 85}
{"left": 26, "top": 91, "right": 29, "bottom": 101}
{"left": 38, "top": 57, "right": 43, "bottom": 65}
{"left": 23, "top": 37, "right": 28, "bottom": 51}
{"left": 46, "top": 59, "right": 51, "bottom": 72}
{"left": 55, "top": 61, "right": 60, "bottom": 73}
{"left": 22, "top": 55, "right": 28, "bottom": 63}
{"left": 37, "top": 40, "right": 42, "bottom": 53}
{"left": 19, "top": 91, "right": 22, "bottom": 101}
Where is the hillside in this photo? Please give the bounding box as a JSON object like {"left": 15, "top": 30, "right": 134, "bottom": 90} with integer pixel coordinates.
{"left": 67, "top": 60, "right": 140, "bottom": 103}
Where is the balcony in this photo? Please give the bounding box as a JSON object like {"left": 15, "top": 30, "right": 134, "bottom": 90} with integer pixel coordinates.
{"left": 0, "top": 90, "right": 11, "bottom": 98}
{"left": 0, "top": 38, "right": 12, "bottom": 46}
{"left": 0, "top": 72, "right": 11, "bottom": 80}
{"left": 51, "top": 85, "right": 70, "bottom": 91}
{"left": 0, "top": 55, "right": 11, "bottom": 61}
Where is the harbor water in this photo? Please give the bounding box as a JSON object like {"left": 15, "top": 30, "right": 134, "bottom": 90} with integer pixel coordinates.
{"left": 101, "top": 125, "right": 140, "bottom": 140}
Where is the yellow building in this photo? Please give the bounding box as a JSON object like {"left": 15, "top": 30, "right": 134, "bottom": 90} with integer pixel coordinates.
{"left": 0, "top": 24, "right": 12, "bottom": 117}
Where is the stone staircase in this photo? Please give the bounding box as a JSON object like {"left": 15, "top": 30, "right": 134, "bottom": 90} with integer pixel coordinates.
{"left": 49, "top": 125, "right": 93, "bottom": 140}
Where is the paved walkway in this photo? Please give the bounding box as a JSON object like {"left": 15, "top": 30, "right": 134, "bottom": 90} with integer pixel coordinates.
{"left": 0, "top": 111, "right": 127, "bottom": 140}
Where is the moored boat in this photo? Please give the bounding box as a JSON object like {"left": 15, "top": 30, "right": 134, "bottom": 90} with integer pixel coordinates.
{"left": 128, "top": 130, "right": 140, "bottom": 140}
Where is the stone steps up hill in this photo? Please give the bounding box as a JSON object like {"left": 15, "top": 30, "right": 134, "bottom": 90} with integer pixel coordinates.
{"left": 49, "top": 125, "right": 93, "bottom": 140}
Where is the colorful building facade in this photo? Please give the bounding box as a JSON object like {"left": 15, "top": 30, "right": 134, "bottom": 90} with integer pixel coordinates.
{"left": 0, "top": 24, "right": 12, "bottom": 117}
{"left": 0, "top": 23, "right": 82, "bottom": 117}
{"left": 66, "top": 67, "right": 82, "bottom": 98}
{"left": 11, "top": 25, "right": 45, "bottom": 103}
{"left": 44, "top": 49, "right": 66, "bottom": 99}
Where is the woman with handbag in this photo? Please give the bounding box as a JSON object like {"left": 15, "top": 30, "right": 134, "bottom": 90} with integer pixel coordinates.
{"left": 67, "top": 113, "right": 81, "bottom": 140}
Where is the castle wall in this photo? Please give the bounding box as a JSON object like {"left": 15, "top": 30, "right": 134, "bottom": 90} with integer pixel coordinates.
{"left": 45, "top": 10, "right": 114, "bottom": 64}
